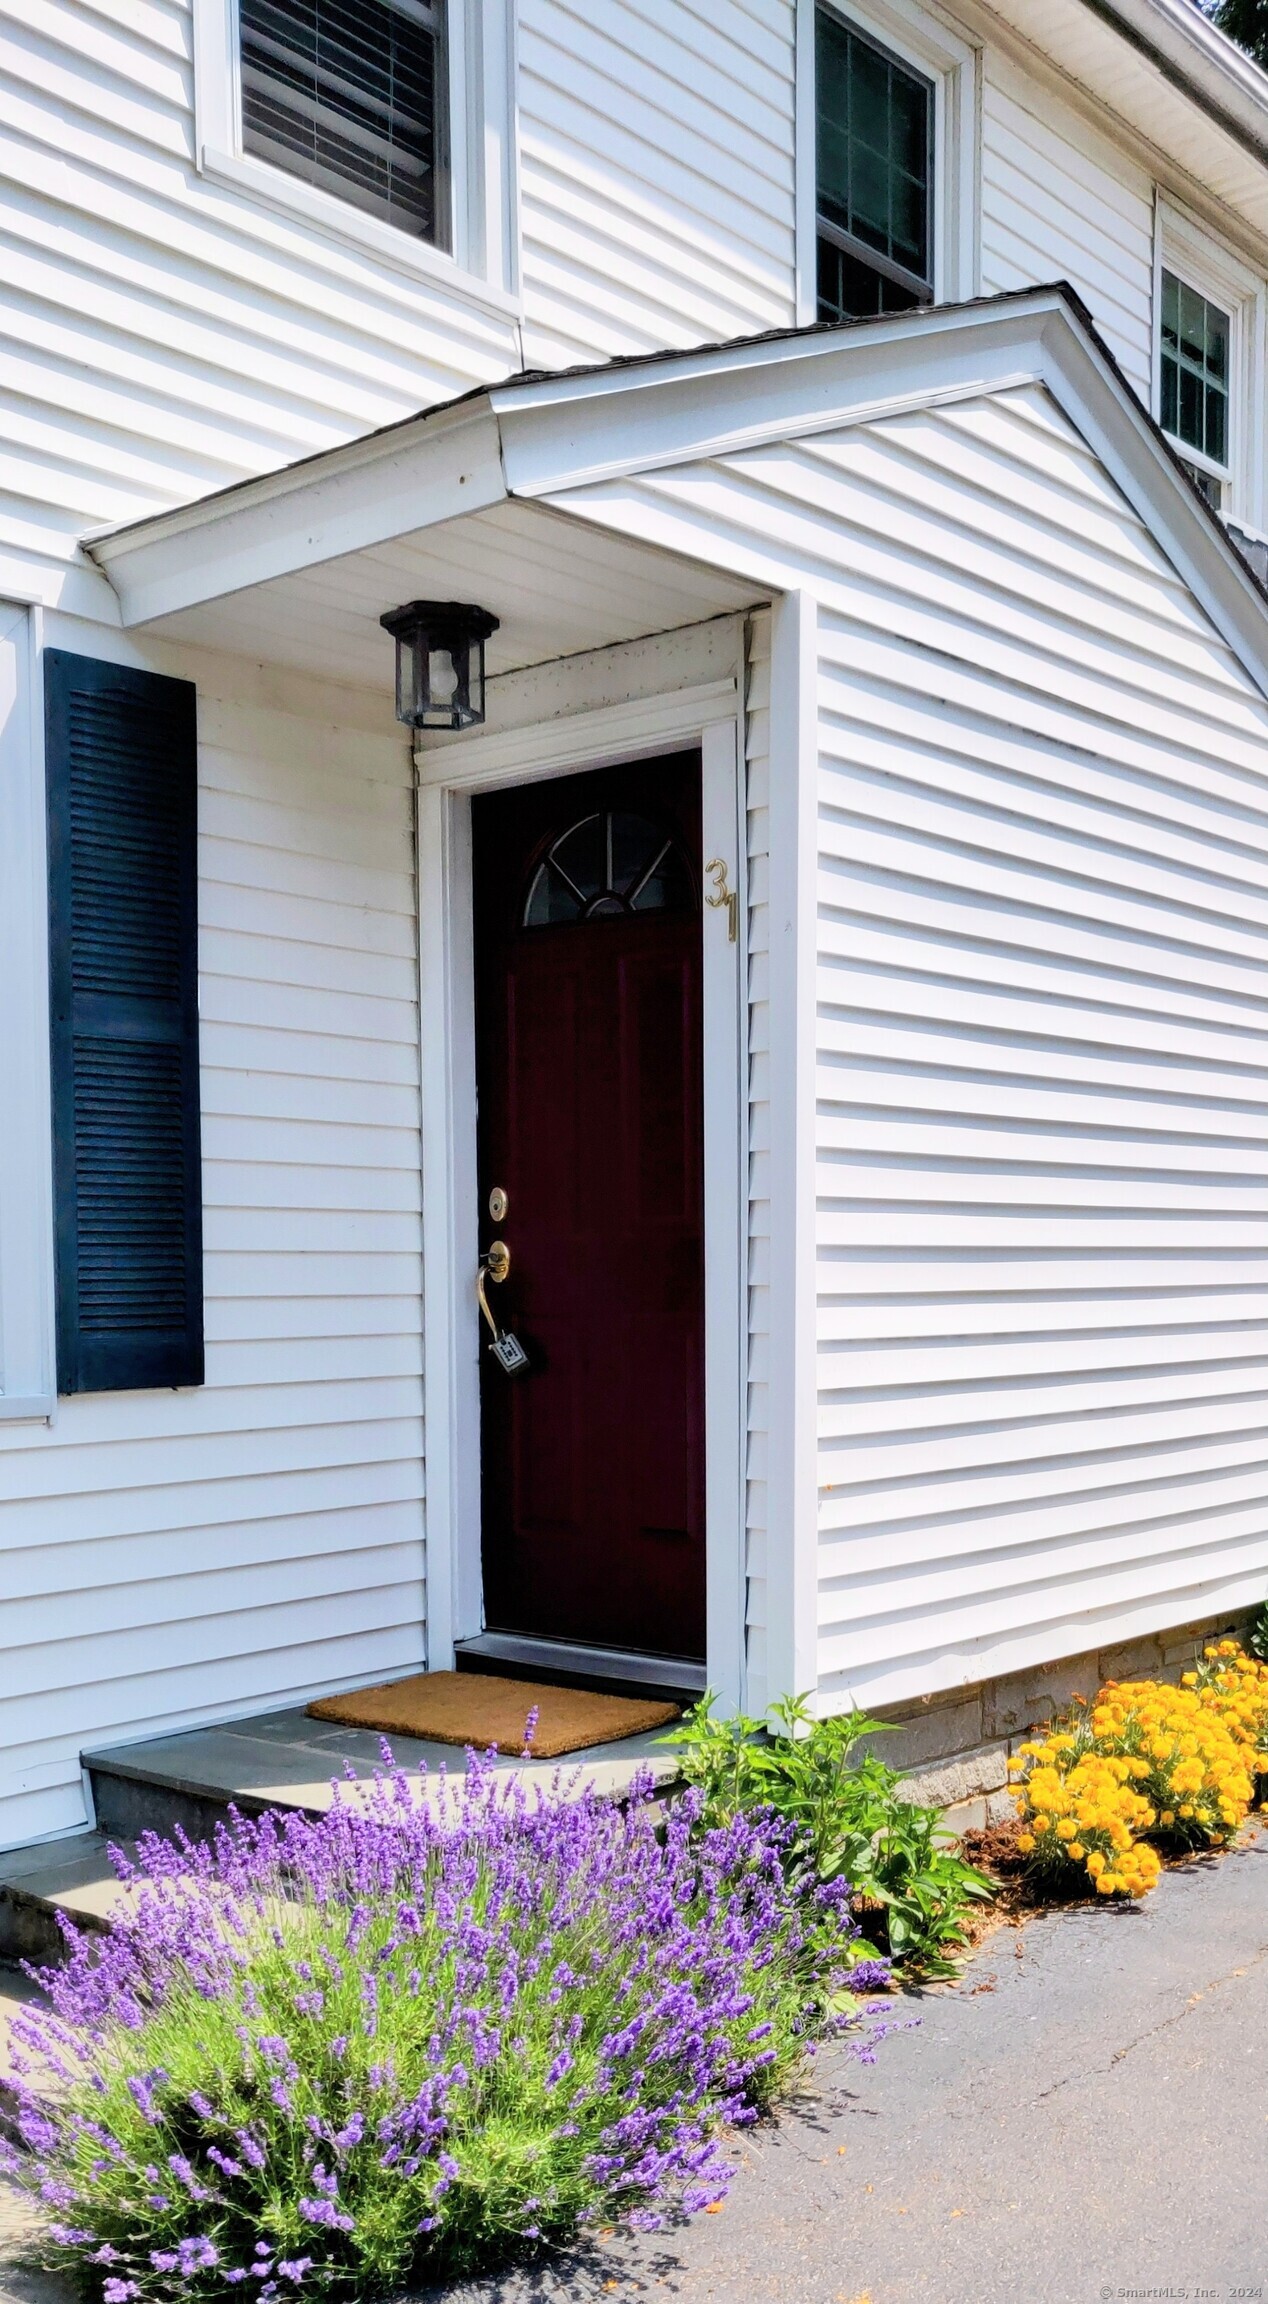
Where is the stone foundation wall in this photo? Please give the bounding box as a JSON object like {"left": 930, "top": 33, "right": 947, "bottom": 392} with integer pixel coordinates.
{"left": 868, "top": 1609, "right": 1259, "bottom": 1833}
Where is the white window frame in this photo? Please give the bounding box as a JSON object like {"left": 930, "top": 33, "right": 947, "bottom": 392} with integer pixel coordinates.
{"left": 1154, "top": 199, "right": 1266, "bottom": 534}
{"left": 796, "top": 0, "right": 978, "bottom": 328}
{"left": 0, "top": 603, "right": 55, "bottom": 1420}
{"left": 192, "top": 0, "right": 519, "bottom": 311}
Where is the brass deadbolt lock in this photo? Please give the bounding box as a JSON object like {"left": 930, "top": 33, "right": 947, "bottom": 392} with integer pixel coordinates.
{"left": 489, "top": 1185, "right": 508, "bottom": 1222}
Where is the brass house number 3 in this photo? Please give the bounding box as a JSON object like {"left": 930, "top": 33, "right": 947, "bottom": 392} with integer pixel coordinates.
{"left": 705, "top": 857, "right": 738, "bottom": 942}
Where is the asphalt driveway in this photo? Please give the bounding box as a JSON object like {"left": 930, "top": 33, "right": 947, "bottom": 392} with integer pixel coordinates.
{"left": 420, "top": 1829, "right": 1268, "bottom": 2304}
{"left": 4, "top": 1831, "right": 1266, "bottom": 2304}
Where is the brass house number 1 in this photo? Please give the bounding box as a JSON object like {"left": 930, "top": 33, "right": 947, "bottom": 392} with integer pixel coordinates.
{"left": 705, "top": 857, "right": 738, "bottom": 942}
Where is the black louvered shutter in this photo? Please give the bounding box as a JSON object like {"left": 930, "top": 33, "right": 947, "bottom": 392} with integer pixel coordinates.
{"left": 44, "top": 652, "right": 203, "bottom": 1394}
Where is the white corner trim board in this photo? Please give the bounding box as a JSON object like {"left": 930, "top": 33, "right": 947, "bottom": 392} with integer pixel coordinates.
{"left": 0, "top": 602, "right": 55, "bottom": 1418}
{"left": 761, "top": 591, "right": 819, "bottom": 1707}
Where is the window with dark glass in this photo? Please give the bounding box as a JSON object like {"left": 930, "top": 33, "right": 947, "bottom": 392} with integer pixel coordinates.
{"left": 239, "top": 0, "right": 447, "bottom": 243}
{"left": 523, "top": 811, "right": 694, "bottom": 928}
{"left": 816, "top": 6, "right": 933, "bottom": 323}
{"left": 1160, "top": 269, "right": 1230, "bottom": 503}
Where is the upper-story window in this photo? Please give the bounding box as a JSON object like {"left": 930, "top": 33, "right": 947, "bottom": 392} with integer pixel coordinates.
{"left": 1159, "top": 268, "right": 1230, "bottom": 510}
{"left": 237, "top": 0, "right": 448, "bottom": 245}
{"left": 815, "top": 6, "right": 934, "bottom": 322}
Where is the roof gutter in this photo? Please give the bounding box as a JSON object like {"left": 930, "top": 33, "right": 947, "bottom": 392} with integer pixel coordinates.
{"left": 1078, "top": 0, "right": 1268, "bottom": 171}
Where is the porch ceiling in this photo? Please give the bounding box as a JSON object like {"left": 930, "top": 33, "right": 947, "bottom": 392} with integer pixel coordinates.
{"left": 981, "top": 0, "right": 1268, "bottom": 241}
{"left": 117, "top": 497, "right": 764, "bottom": 692}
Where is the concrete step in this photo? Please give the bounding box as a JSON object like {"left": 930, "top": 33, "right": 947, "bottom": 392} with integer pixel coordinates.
{"left": 82, "top": 1704, "right": 681, "bottom": 1844}
{"left": 2, "top": 1704, "right": 681, "bottom": 1967}
{"left": 0, "top": 1833, "right": 135, "bottom": 1969}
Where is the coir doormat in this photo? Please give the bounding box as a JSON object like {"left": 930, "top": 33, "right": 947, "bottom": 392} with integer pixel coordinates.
{"left": 307, "top": 1670, "right": 680, "bottom": 1758}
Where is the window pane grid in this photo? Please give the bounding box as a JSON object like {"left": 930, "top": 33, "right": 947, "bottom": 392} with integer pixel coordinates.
{"left": 240, "top": 0, "right": 443, "bottom": 240}
{"left": 817, "top": 234, "right": 926, "bottom": 322}
{"left": 816, "top": 6, "right": 932, "bottom": 322}
{"left": 1160, "top": 268, "right": 1230, "bottom": 473}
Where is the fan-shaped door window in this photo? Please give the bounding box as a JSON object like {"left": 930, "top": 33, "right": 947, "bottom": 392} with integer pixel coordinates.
{"left": 523, "top": 808, "right": 694, "bottom": 926}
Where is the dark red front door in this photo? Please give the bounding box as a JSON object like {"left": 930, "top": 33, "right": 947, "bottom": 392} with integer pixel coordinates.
{"left": 472, "top": 755, "right": 706, "bottom": 1660}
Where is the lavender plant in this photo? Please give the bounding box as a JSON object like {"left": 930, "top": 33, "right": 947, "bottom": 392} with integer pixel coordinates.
{"left": 4, "top": 1752, "right": 891, "bottom": 2300}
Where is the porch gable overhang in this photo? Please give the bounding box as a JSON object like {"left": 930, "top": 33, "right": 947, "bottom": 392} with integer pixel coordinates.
{"left": 87, "top": 284, "right": 1268, "bottom": 705}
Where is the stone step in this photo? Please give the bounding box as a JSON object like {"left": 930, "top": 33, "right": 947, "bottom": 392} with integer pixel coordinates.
{"left": 1, "top": 1704, "right": 681, "bottom": 1968}
{"left": 82, "top": 1704, "right": 679, "bottom": 1843}
{"left": 0, "top": 1833, "right": 134, "bottom": 1969}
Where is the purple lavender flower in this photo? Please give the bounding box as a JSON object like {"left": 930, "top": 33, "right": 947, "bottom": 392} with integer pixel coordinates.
{"left": 124, "top": 2070, "right": 165, "bottom": 2125}
{"left": 6, "top": 1746, "right": 887, "bottom": 2296}
{"left": 298, "top": 2198, "right": 355, "bottom": 2233}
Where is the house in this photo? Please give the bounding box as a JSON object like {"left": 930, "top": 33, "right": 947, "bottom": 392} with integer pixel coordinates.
{"left": 4, "top": 0, "right": 1268, "bottom": 1864}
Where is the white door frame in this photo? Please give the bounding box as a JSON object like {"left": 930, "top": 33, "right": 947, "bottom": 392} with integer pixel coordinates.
{"left": 415, "top": 672, "right": 749, "bottom": 1709}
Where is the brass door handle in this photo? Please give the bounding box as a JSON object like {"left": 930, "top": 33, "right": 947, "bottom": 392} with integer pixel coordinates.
{"left": 477, "top": 1239, "right": 511, "bottom": 1337}
{"left": 477, "top": 1239, "right": 528, "bottom": 1374}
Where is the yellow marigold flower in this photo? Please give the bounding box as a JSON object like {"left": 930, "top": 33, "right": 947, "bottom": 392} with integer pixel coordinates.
{"left": 1179, "top": 1804, "right": 1194, "bottom": 1819}
{"left": 1016, "top": 1832, "right": 1035, "bottom": 1853}
{"left": 1067, "top": 1841, "right": 1085, "bottom": 1860}
{"left": 1086, "top": 1851, "right": 1105, "bottom": 1877}
{"left": 1181, "top": 1671, "right": 1198, "bottom": 1687}
{"left": 1056, "top": 1819, "right": 1076, "bottom": 1840}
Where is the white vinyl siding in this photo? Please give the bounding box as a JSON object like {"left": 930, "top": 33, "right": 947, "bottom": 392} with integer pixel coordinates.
{"left": 0, "top": 0, "right": 516, "bottom": 614}
{"left": 517, "top": 0, "right": 798, "bottom": 370}
{"left": 980, "top": 56, "right": 1155, "bottom": 401}
{"left": 550, "top": 376, "right": 1268, "bottom": 1713}
{"left": 0, "top": 657, "right": 423, "bottom": 1850}
{"left": 743, "top": 608, "right": 772, "bottom": 1707}
{"left": 811, "top": 390, "right": 1268, "bottom": 1705}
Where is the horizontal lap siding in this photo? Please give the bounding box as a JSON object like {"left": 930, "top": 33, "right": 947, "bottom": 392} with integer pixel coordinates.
{"left": 980, "top": 58, "right": 1154, "bottom": 401}
{"left": 0, "top": 0, "right": 516, "bottom": 608}
{"left": 0, "top": 667, "right": 424, "bottom": 1849}
{"left": 744, "top": 610, "right": 772, "bottom": 1707}
{"left": 518, "top": 0, "right": 797, "bottom": 369}
{"left": 810, "top": 387, "right": 1268, "bottom": 1707}
{"left": 558, "top": 380, "right": 1268, "bottom": 1709}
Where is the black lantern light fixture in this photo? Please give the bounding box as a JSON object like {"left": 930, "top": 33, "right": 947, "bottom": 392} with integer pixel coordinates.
{"left": 380, "top": 599, "right": 500, "bottom": 731}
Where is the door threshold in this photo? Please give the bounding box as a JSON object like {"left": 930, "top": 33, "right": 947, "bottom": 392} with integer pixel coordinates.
{"left": 454, "top": 1631, "right": 706, "bottom": 1705}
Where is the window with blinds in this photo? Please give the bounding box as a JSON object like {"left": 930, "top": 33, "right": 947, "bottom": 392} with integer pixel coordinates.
{"left": 239, "top": 0, "right": 447, "bottom": 243}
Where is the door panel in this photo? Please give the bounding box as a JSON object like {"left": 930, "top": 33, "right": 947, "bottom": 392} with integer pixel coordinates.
{"left": 472, "top": 755, "right": 706, "bottom": 1659}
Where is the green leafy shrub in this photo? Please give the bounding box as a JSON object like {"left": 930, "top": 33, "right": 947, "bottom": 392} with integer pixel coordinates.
{"left": 664, "top": 1695, "right": 993, "bottom": 1978}
{"left": 1210, "top": 1, "right": 1268, "bottom": 73}
{"left": 1249, "top": 1601, "right": 1268, "bottom": 1666}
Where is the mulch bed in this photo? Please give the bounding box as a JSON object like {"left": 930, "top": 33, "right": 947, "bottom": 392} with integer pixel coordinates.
{"left": 946, "top": 1815, "right": 1260, "bottom": 1965}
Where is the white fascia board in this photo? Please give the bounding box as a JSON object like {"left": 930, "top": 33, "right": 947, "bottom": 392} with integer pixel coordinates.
{"left": 488, "top": 295, "right": 1060, "bottom": 496}
{"left": 1030, "top": 298, "right": 1268, "bottom": 703}
{"left": 86, "top": 284, "right": 1268, "bottom": 706}
{"left": 87, "top": 400, "right": 505, "bottom": 627}
{"left": 497, "top": 291, "right": 1268, "bottom": 705}
{"left": 1086, "top": 0, "right": 1268, "bottom": 168}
